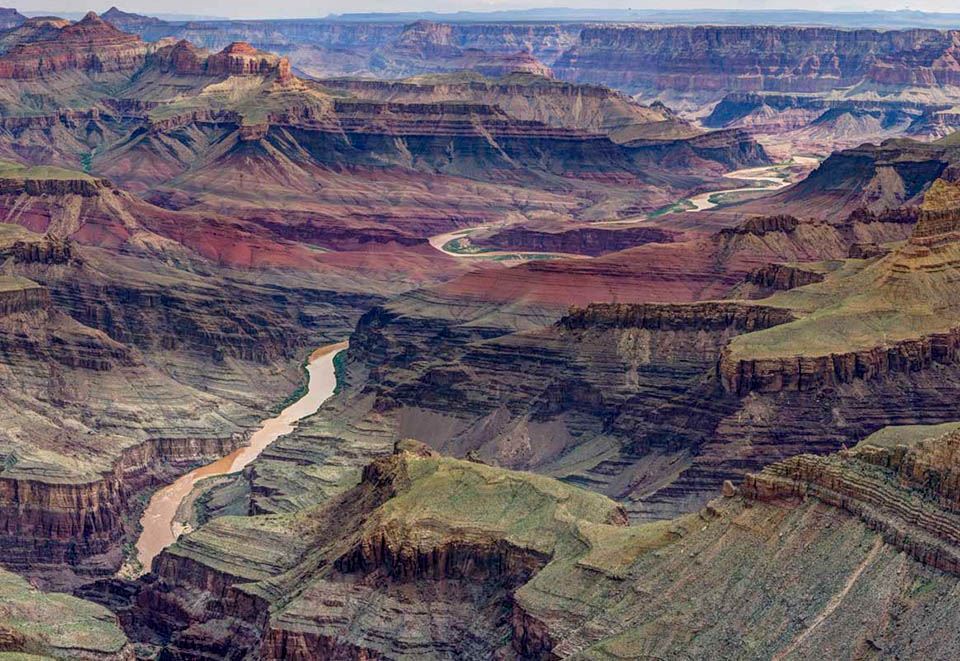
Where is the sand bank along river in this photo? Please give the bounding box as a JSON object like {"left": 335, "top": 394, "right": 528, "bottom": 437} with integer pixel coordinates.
{"left": 131, "top": 341, "right": 348, "bottom": 573}
{"left": 427, "top": 156, "right": 822, "bottom": 249}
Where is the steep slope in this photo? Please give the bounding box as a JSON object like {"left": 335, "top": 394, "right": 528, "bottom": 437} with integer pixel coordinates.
{"left": 519, "top": 427, "right": 960, "bottom": 659}
{"left": 735, "top": 136, "right": 956, "bottom": 219}
{"left": 723, "top": 177, "right": 960, "bottom": 393}
{"left": 233, "top": 205, "right": 914, "bottom": 523}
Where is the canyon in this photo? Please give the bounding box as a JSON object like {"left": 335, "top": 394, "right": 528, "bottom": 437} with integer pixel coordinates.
{"left": 4, "top": 5, "right": 960, "bottom": 660}
{"left": 0, "top": 6, "right": 767, "bottom": 593}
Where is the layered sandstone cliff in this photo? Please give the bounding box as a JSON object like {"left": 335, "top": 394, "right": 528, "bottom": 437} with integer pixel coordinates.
{"left": 319, "top": 71, "right": 686, "bottom": 141}
{"left": 553, "top": 25, "right": 960, "bottom": 100}
{"left": 722, "top": 179, "right": 960, "bottom": 396}
{"left": 106, "top": 442, "right": 630, "bottom": 659}
{"left": 0, "top": 12, "right": 147, "bottom": 80}
{"left": 745, "top": 428, "right": 960, "bottom": 575}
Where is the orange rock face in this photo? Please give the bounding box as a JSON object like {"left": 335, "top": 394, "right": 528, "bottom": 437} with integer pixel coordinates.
{"left": 0, "top": 12, "right": 147, "bottom": 80}
{"left": 205, "top": 41, "right": 291, "bottom": 78}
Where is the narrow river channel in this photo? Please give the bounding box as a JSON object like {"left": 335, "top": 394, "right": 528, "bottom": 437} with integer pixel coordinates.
{"left": 132, "top": 341, "right": 348, "bottom": 573}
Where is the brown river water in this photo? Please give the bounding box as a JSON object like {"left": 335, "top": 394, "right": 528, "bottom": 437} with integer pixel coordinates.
{"left": 132, "top": 341, "right": 348, "bottom": 573}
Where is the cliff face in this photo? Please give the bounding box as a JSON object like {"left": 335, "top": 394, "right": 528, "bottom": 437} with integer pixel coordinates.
{"left": 147, "top": 39, "right": 292, "bottom": 80}
{"left": 723, "top": 179, "right": 960, "bottom": 397}
{"left": 561, "top": 301, "right": 797, "bottom": 331}
{"left": 0, "top": 174, "right": 112, "bottom": 197}
{"left": 330, "top": 300, "right": 799, "bottom": 521}
{"left": 737, "top": 138, "right": 952, "bottom": 219}
{"left": 0, "top": 436, "right": 243, "bottom": 576}
{"left": 204, "top": 41, "right": 292, "bottom": 79}
{"left": 704, "top": 92, "right": 932, "bottom": 129}
{"left": 319, "top": 71, "right": 684, "bottom": 142}
{"left": 719, "top": 326, "right": 960, "bottom": 395}
{"left": 704, "top": 91, "right": 950, "bottom": 141}
{"left": 0, "top": 12, "right": 147, "bottom": 80}
{"left": 0, "top": 277, "right": 49, "bottom": 316}
{"left": 0, "top": 168, "right": 385, "bottom": 586}
{"left": 0, "top": 7, "right": 25, "bottom": 30}
{"left": 735, "top": 262, "right": 826, "bottom": 298}
{"left": 745, "top": 429, "right": 960, "bottom": 575}
{"left": 0, "top": 273, "right": 274, "bottom": 581}
{"left": 510, "top": 429, "right": 960, "bottom": 660}
{"left": 553, "top": 25, "right": 960, "bottom": 99}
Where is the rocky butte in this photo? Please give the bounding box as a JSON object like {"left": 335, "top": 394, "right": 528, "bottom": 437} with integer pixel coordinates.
{"left": 0, "top": 11, "right": 147, "bottom": 79}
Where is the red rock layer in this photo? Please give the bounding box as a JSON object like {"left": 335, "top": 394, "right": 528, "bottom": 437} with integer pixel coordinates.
{"left": 0, "top": 12, "right": 147, "bottom": 80}
{"left": 554, "top": 25, "right": 960, "bottom": 95}
{"left": 204, "top": 42, "right": 291, "bottom": 80}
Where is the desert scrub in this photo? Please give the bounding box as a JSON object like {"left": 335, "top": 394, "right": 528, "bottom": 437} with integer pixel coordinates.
{"left": 273, "top": 355, "right": 311, "bottom": 412}
{"left": 333, "top": 348, "right": 348, "bottom": 395}
{"left": 647, "top": 198, "right": 695, "bottom": 218}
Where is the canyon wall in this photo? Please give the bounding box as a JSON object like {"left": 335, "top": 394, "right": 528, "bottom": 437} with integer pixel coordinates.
{"left": 0, "top": 12, "right": 147, "bottom": 80}
{"left": 745, "top": 430, "right": 960, "bottom": 575}
{"left": 553, "top": 25, "right": 960, "bottom": 98}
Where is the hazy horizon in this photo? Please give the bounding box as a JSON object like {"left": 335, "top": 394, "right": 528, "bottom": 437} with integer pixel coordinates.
{"left": 17, "top": 1, "right": 960, "bottom": 22}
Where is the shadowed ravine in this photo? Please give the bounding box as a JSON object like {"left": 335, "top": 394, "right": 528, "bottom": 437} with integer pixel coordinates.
{"left": 130, "top": 341, "right": 348, "bottom": 574}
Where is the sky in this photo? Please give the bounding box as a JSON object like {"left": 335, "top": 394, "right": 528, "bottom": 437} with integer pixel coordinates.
{"left": 18, "top": 0, "right": 960, "bottom": 21}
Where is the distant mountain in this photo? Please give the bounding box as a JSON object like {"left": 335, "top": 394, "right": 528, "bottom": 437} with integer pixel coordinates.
{"left": 324, "top": 8, "right": 960, "bottom": 28}
{"left": 101, "top": 5, "right": 165, "bottom": 28}
{"left": 0, "top": 7, "right": 25, "bottom": 29}
{"left": 20, "top": 8, "right": 224, "bottom": 21}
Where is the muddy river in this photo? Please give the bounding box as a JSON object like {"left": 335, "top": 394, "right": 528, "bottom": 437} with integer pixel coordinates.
{"left": 132, "top": 341, "right": 348, "bottom": 573}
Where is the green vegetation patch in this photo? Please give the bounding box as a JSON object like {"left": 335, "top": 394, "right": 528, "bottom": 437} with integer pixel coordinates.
{"left": 332, "top": 349, "right": 348, "bottom": 395}
{"left": 441, "top": 237, "right": 494, "bottom": 255}
{"left": 647, "top": 198, "right": 696, "bottom": 218}
{"left": 0, "top": 568, "right": 128, "bottom": 656}
{"left": 858, "top": 422, "right": 960, "bottom": 450}
{"left": 0, "top": 159, "right": 96, "bottom": 181}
